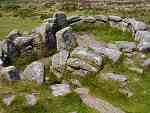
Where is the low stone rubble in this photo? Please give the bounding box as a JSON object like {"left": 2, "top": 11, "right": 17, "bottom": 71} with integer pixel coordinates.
{"left": 50, "top": 84, "right": 71, "bottom": 96}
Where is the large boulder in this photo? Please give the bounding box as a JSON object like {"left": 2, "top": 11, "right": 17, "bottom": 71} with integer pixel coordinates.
{"left": 56, "top": 27, "right": 77, "bottom": 51}
{"left": 23, "top": 61, "right": 44, "bottom": 85}
{"left": 67, "top": 58, "right": 98, "bottom": 73}
{"left": 71, "top": 47, "right": 103, "bottom": 67}
{"left": 81, "top": 16, "right": 96, "bottom": 23}
{"left": 51, "top": 50, "right": 69, "bottom": 78}
{"left": 0, "top": 66, "right": 20, "bottom": 81}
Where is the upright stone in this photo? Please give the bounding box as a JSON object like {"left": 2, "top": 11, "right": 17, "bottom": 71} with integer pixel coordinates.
{"left": 56, "top": 27, "right": 77, "bottom": 51}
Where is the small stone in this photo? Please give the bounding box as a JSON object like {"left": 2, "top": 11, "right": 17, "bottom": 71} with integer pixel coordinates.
{"left": 23, "top": 61, "right": 44, "bottom": 85}
{"left": 108, "top": 16, "right": 122, "bottom": 22}
{"left": 119, "top": 88, "right": 133, "bottom": 97}
{"left": 25, "top": 94, "right": 37, "bottom": 106}
{"left": 3, "top": 95, "right": 16, "bottom": 106}
{"left": 50, "top": 84, "right": 71, "bottom": 96}
{"left": 0, "top": 66, "right": 20, "bottom": 81}
{"left": 74, "top": 87, "right": 89, "bottom": 95}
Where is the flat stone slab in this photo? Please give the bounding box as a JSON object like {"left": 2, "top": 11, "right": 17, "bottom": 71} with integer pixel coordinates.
{"left": 50, "top": 84, "right": 71, "bottom": 96}
{"left": 75, "top": 88, "right": 125, "bottom": 113}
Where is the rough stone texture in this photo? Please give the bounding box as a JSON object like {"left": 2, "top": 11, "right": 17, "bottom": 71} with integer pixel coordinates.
{"left": 142, "top": 58, "right": 150, "bottom": 68}
{"left": 138, "top": 41, "right": 150, "bottom": 52}
{"left": 50, "top": 84, "right": 71, "bottom": 96}
{"left": 115, "top": 41, "right": 136, "bottom": 52}
{"left": 53, "top": 11, "right": 68, "bottom": 30}
{"left": 71, "top": 47, "right": 103, "bottom": 67}
{"left": 75, "top": 33, "right": 122, "bottom": 62}
{"left": 75, "top": 87, "right": 125, "bottom": 113}
{"left": 108, "top": 16, "right": 122, "bottom": 22}
{"left": 7, "top": 29, "right": 22, "bottom": 40}
{"left": 101, "top": 73, "right": 128, "bottom": 83}
{"left": 51, "top": 50, "right": 69, "bottom": 78}
{"left": 33, "top": 22, "right": 56, "bottom": 51}
{"left": 94, "top": 15, "right": 108, "bottom": 22}
{"left": 67, "top": 58, "right": 98, "bottom": 73}
{"left": 25, "top": 94, "right": 37, "bottom": 106}
{"left": 0, "top": 66, "right": 20, "bottom": 81}
{"left": 127, "top": 18, "right": 148, "bottom": 32}
{"left": 56, "top": 27, "right": 77, "bottom": 51}
{"left": 23, "top": 61, "right": 44, "bottom": 85}
{"left": 2, "top": 95, "right": 16, "bottom": 106}
{"left": 135, "top": 31, "right": 150, "bottom": 42}
{"left": 81, "top": 16, "right": 96, "bottom": 23}
{"left": 67, "top": 16, "right": 82, "bottom": 24}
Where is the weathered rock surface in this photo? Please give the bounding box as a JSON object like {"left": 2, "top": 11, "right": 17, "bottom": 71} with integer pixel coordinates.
{"left": 75, "top": 87, "right": 125, "bottom": 113}
{"left": 2, "top": 95, "right": 16, "bottom": 106}
{"left": 108, "top": 16, "right": 122, "bottom": 22}
{"left": 25, "top": 94, "right": 37, "bottom": 106}
{"left": 67, "top": 16, "right": 82, "bottom": 24}
{"left": 23, "top": 61, "right": 44, "bottom": 85}
{"left": 94, "top": 15, "right": 108, "bottom": 22}
{"left": 81, "top": 16, "right": 96, "bottom": 23}
{"left": 75, "top": 33, "right": 122, "bottom": 62}
{"left": 56, "top": 27, "right": 77, "bottom": 51}
{"left": 0, "top": 66, "right": 20, "bottom": 81}
{"left": 53, "top": 11, "right": 68, "bottom": 30}
{"left": 71, "top": 47, "right": 103, "bottom": 67}
{"left": 67, "top": 58, "right": 98, "bottom": 73}
{"left": 51, "top": 50, "right": 69, "bottom": 78}
{"left": 50, "top": 84, "right": 71, "bottom": 96}
{"left": 115, "top": 41, "right": 136, "bottom": 52}
{"left": 7, "top": 29, "right": 22, "bottom": 40}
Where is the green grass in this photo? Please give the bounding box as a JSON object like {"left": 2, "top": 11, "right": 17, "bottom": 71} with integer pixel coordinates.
{"left": 0, "top": 16, "right": 42, "bottom": 39}
{"left": 0, "top": 81, "right": 99, "bottom": 113}
{"left": 72, "top": 22, "right": 133, "bottom": 42}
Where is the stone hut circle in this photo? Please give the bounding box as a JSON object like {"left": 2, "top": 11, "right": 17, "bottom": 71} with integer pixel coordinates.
{"left": 0, "top": 11, "right": 150, "bottom": 108}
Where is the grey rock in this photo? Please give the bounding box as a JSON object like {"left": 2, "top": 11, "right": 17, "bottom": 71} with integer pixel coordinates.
{"left": 115, "top": 41, "right": 136, "bottom": 52}
{"left": 67, "top": 16, "right": 82, "bottom": 24}
{"left": 127, "top": 18, "right": 148, "bottom": 32}
{"left": 93, "top": 46, "right": 122, "bottom": 63}
{"left": 135, "top": 31, "right": 150, "bottom": 42}
{"left": 67, "top": 58, "right": 98, "bottom": 73}
{"left": 7, "top": 29, "right": 22, "bottom": 40}
{"left": 23, "top": 61, "right": 44, "bottom": 85}
{"left": 71, "top": 47, "right": 103, "bottom": 67}
{"left": 44, "top": 17, "right": 55, "bottom": 23}
{"left": 119, "top": 88, "right": 133, "bottom": 97}
{"left": 101, "top": 73, "right": 128, "bottom": 83}
{"left": 108, "top": 16, "right": 122, "bottom": 22}
{"left": 53, "top": 11, "right": 68, "bottom": 29}
{"left": 138, "top": 41, "right": 150, "bottom": 52}
{"left": 94, "top": 15, "right": 108, "bottom": 22}
{"left": 51, "top": 50, "right": 69, "bottom": 78}
{"left": 56, "top": 27, "right": 77, "bottom": 51}
{"left": 2, "top": 95, "right": 16, "bottom": 106}
{"left": 81, "top": 16, "right": 96, "bottom": 23}
{"left": 25, "top": 94, "right": 37, "bottom": 106}
{"left": 142, "top": 58, "right": 150, "bottom": 67}
{"left": 50, "top": 84, "right": 71, "bottom": 96}
{"left": 0, "top": 66, "right": 20, "bottom": 81}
